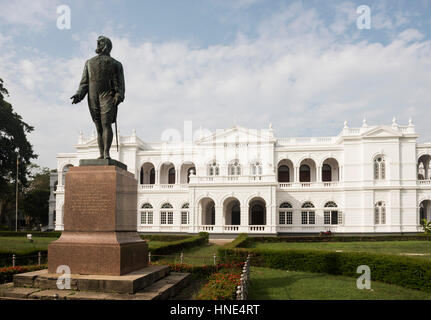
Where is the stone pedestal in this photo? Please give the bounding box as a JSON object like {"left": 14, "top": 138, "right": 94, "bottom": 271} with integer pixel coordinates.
{"left": 48, "top": 161, "right": 148, "bottom": 276}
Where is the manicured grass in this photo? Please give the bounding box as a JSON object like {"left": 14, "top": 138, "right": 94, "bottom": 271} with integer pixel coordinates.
{"left": 147, "top": 240, "right": 171, "bottom": 250}
{"left": 250, "top": 241, "right": 431, "bottom": 260}
{"left": 0, "top": 237, "right": 57, "bottom": 254}
{"left": 248, "top": 266, "right": 431, "bottom": 300}
{"left": 153, "top": 243, "right": 221, "bottom": 265}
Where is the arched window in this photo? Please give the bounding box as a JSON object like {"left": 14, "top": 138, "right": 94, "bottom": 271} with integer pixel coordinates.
{"left": 140, "top": 203, "right": 153, "bottom": 225}
{"left": 374, "top": 156, "right": 386, "bottom": 180}
{"left": 140, "top": 164, "right": 156, "bottom": 184}
{"left": 418, "top": 162, "right": 425, "bottom": 180}
{"left": 168, "top": 167, "right": 175, "bottom": 184}
{"left": 301, "top": 202, "right": 315, "bottom": 225}
{"left": 324, "top": 201, "right": 340, "bottom": 225}
{"left": 181, "top": 203, "right": 190, "bottom": 224}
{"left": 229, "top": 160, "right": 241, "bottom": 175}
{"left": 322, "top": 164, "right": 332, "bottom": 182}
{"left": 278, "top": 165, "right": 290, "bottom": 182}
{"left": 161, "top": 203, "right": 173, "bottom": 225}
{"left": 208, "top": 161, "right": 219, "bottom": 176}
{"left": 300, "top": 165, "right": 311, "bottom": 182}
{"left": 374, "top": 201, "right": 386, "bottom": 224}
{"left": 251, "top": 161, "right": 263, "bottom": 175}
{"left": 279, "top": 202, "right": 293, "bottom": 225}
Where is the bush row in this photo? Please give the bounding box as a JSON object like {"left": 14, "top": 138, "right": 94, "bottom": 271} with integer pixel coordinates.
{"left": 0, "top": 231, "right": 61, "bottom": 238}
{"left": 155, "top": 261, "right": 243, "bottom": 279}
{"left": 0, "top": 265, "right": 47, "bottom": 284}
{"left": 218, "top": 235, "right": 431, "bottom": 293}
{"left": 149, "top": 232, "right": 209, "bottom": 258}
{"left": 247, "top": 234, "right": 431, "bottom": 245}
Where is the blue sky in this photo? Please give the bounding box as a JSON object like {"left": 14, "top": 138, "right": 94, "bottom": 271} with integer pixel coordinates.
{"left": 1, "top": 0, "right": 431, "bottom": 168}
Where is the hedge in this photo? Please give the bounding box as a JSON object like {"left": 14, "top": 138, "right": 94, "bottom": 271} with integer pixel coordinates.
{"left": 249, "top": 234, "right": 431, "bottom": 244}
{"left": 222, "top": 233, "right": 250, "bottom": 249}
{"left": 218, "top": 235, "right": 431, "bottom": 293}
{"left": 149, "top": 232, "right": 209, "bottom": 258}
{"left": 0, "top": 231, "right": 61, "bottom": 238}
{"left": 156, "top": 261, "right": 242, "bottom": 278}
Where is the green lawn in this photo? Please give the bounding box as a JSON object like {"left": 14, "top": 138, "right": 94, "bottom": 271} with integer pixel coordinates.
{"left": 248, "top": 266, "right": 431, "bottom": 300}
{"left": 152, "top": 243, "right": 221, "bottom": 265}
{"left": 0, "top": 237, "right": 57, "bottom": 254}
{"left": 250, "top": 241, "right": 431, "bottom": 260}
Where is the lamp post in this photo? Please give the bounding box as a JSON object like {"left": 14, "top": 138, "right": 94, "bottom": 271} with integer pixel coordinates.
{"left": 15, "top": 149, "right": 19, "bottom": 232}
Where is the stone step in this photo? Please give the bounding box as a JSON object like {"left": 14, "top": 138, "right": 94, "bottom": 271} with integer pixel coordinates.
{"left": 13, "top": 265, "right": 170, "bottom": 294}
{"left": 0, "top": 272, "right": 191, "bottom": 300}
{"left": 133, "top": 273, "right": 192, "bottom": 300}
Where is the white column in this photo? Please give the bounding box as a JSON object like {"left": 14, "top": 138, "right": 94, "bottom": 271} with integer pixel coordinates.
{"left": 241, "top": 205, "right": 249, "bottom": 232}
{"left": 294, "top": 166, "right": 299, "bottom": 183}
{"left": 215, "top": 205, "right": 223, "bottom": 232}
{"left": 156, "top": 169, "right": 160, "bottom": 184}
{"left": 175, "top": 168, "right": 180, "bottom": 184}
{"left": 317, "top": 166, "right": 322, "bottom": 182}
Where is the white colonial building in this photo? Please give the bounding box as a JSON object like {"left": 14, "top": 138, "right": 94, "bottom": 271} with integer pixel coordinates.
{"left": 50, "top": 118, "right": 431, "bottom": 235}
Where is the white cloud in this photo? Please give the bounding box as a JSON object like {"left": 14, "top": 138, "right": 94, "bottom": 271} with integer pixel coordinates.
{"left": 0, "top": 0, "right": 61, "bottom": 30}
{"left": 398, "top": 29, "right": 424, "bottom": 42}
{"left": 1, "top": 3, "right": 431, "bottom": 169}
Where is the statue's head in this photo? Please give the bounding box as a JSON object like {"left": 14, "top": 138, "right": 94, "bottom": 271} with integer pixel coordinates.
{"left": 95, "top": 36, "right": 112, "bottom": 55}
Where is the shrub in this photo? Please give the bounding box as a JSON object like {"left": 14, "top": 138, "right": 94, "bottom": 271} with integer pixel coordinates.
{"left": 421, "top": 219, "right": 431, "bottom": 234}
{"left": 0, "top": 231, "right": 61, "bottom": 238}
{"left": 198, "top": 232, "right": 209, "bottom": 242}
{"left": 247, "top": 234, "right": 431, "bottom": 243}
{"left": 161, "top": 263, "right": 218, "bottom": 278}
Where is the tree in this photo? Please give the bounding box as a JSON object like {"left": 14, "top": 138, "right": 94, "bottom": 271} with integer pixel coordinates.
{"left": 0, "top": 78, "right": 37, "bottom": 226}
{"left": 22, "top": 165, "right": 51, "bottom": 226}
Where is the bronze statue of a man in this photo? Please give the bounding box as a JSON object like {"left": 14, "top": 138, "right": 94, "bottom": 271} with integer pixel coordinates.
{"left": 71, "top": 36, "right": 125, "bottom": 159}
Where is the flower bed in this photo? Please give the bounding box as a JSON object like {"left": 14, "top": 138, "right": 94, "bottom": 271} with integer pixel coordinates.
{"left": 0, "top": 265, "right": 46, "bottom": 284}
{"left": 153, "top": 261, "right": 244, "bottom": 300}
{"left": 196, "top": 270, "right": 242, "bottom": 300}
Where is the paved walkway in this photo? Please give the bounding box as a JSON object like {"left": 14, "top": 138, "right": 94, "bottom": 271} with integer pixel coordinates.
{"left": 208, "top": 239, "right": 233, "bottom": 245}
